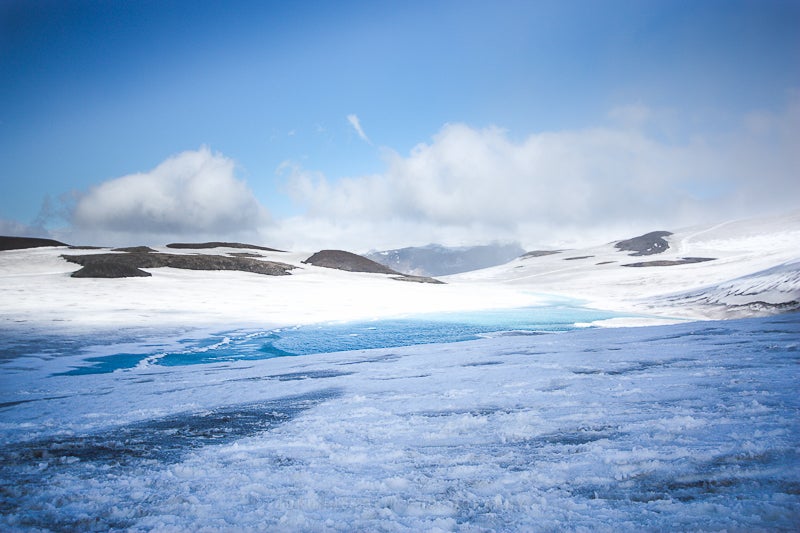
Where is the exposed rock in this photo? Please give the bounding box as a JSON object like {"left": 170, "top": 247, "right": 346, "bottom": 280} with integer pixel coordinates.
{"left": 112, "top": 246, "right": 157, "bottom": 253}
{"left": 228, "top": 252, "right": 263, "bottom": 258}
{"left": 615, "top": 231, "right": 672, "bottom": 256}
{"left": 166, "top": 242, "right": 283, "bottom": 252}
{"left": 71, "top": 263, "right": 151, "bottom": 278}
{"left": 563, "top": 256, "right": 594, "bottom": 261}
{"left": 303, "top": 250, "right": 444, "bottom": 284}
{"left": 622, "top": 257, "right": 715, "bottom": 267}
{"left": 391, "top": 275, "right": 445, "bottom": 285}
{"left": 62, "top": 252, "right": 296, "bottom": 278}
{"left": 303, "top": 250, "right": 400, "bottom": 274}
{"left": 0, "top": 236, "right": 67, "bottom": 251}
{"left": 521, "top": 250, "right": 561, "bottom": 259}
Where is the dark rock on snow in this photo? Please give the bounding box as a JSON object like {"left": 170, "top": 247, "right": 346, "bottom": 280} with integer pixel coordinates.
{"left": 70, "top": 262, "right": 152, "bottom": 278}
{"left": 62, "top": 252, "right": 296, "bottom": 278}
{"left": 303, "top": 250, "right": 400, "bottom": 274}
{"left": 615, "top": 231, "right": 672, "bottom": 256}
{"left": 0, "top": 236, "right": 68, "bottom": 251}
{"left": 521, "top": 250, "right": 561, "bottom": 259}
{"left": 112, "top": 246, "right": 157, "bottom": 253}
{"left": 303, "top": 250, "right": 443, "bottom": 284}
{"left": 166, "top": 242, "right": 284, "bottom": 252}
{"left": 622, "top": 257, "right": 715, "bottom": 267}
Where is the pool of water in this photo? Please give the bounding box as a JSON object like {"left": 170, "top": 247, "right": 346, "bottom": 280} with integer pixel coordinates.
{"left": 59, "top": 305, "right": 624, "bottom": 375}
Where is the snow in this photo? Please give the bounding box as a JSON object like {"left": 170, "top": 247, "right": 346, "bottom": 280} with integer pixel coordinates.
{"left": 0, "top": 247, "right": 544, "bottom": 332}
{"left": 448, "top": 211, "right": 800, "bottom": 320}
{"left": 1, "top": 212, "right": 798, "bottom": 332}
{"left": 1, "top": 314, "right": 798, "bottom": 531}
{"left": 1, "top": 211, "right": 799, "bottom": 530}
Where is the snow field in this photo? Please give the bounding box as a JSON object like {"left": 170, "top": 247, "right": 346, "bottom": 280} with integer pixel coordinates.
{"left": 2, "top": 314, "right": 798, "bottom": 531}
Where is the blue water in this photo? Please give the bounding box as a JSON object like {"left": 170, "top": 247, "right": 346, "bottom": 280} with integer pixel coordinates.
{"left": 57, "top": 305, "right": 624, "bottom": 375}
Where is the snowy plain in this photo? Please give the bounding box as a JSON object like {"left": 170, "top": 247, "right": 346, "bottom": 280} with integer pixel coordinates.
{"left": 1, "top": 211, "right": 799, "bottom": 531}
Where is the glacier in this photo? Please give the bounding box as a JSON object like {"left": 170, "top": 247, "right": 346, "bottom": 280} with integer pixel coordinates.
{"left": 1, "top": 313, "right": 798, "bottom": 531}
{"left": 1, "top": 211, "right": 799, "bottom": 531}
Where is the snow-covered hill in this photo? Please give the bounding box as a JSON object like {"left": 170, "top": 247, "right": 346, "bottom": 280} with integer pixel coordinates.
{"left": 446, "top": 211, "right": 800, "bottom": 321}
{"left": 0, "top": 243, "right": 538, "bottom": 331}
{"left": 1, "top": 211, "right": 798, "bottom": 331}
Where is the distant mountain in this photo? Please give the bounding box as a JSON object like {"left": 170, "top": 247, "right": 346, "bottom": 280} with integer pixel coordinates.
{"left": 366, "top": 243, "right": 525, "bottom": 276}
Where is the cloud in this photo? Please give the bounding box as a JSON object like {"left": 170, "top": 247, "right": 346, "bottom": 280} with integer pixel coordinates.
{"left": 346, "top": 114, "right": 371, "bottom": 144}
{"left": 71, "top": 147, "right": 270, "bottom": 245}
{"left": 279, "top": 98, "right": 800, "bottom": 250}
{"left": 0, "top": 217, "right": 48, "bottom": 239}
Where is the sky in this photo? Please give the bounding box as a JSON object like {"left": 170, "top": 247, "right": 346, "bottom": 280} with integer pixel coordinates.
{"left": 1, "top": 0, "right": 799, "bottom": 251}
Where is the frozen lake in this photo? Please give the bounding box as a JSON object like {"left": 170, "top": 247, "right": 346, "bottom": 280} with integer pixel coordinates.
{"left": 1, "top": 310, "right": 798, "bottom": 531}
{"left": 11, "top": 304, "right": 624, "bottom": 375}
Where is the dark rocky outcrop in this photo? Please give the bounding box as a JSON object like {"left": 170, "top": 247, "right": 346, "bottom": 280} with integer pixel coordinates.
{"left": 521, "top": 250, "right": 561, "bottom": 259}
{"left": 71, "top": 262, "right": 152, "bottom": 278}
{"left": 62, "top": 252, "right": 296, "bottom": 278}
{"left": 0, "top": 236, "right": 67, "bottom": 251}
{"left": 615, "top": 231, "right": 672, "bottom": 256}
{"left": 112, "top": 246, "right": 157, "bottom": 253}
{"left": 166, "top": 242, "right": 284, "bottom": 252}
{"left": 622, "top": 257, "right": 715, "bottom": 267}
{"left": 303, "top": 250, "right": 443, "bottom": 284}
{"left": 228, "top": 252, "right": 263, "bottom": 258}
{"left": 391, "top": 275, "right": 445, "bottom": 284}
{"left": 304, "top": 250, "right": 400, "bottom": 274}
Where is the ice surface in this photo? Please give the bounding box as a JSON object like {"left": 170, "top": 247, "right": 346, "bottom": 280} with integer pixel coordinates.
{"left": 1, "top": 212, "right": 799, "bottom": 530}
{"left": 1, "top": 313, "right": 798, "bottom": 531}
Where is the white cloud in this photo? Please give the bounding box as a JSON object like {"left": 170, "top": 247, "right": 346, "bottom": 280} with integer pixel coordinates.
{"left": 347, "top": 114, "right": 371, "bottom": 144}
{"left": 71, "top": 147, "right": 270, "bottom": 245}
{"left": 278, "top": 98, "right": 800, "bottom": 250}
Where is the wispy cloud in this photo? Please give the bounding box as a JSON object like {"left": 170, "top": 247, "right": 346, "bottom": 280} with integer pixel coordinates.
{"left": 347, "top": 114, "right": 371, "bottom": 144}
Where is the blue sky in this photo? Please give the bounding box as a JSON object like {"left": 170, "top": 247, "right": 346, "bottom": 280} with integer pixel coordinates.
{"left": 1, "top": 0, "right": 799, "bottom": 249}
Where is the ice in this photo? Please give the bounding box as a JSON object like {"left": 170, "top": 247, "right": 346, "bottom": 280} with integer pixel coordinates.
{"left": 1, "top": 313, "right": 798, "bottom": 530}
{"left": 1, "top": 212, "right": 799, "bottom": 529}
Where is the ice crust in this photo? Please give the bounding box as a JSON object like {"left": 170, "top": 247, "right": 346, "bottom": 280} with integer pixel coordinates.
{"left": 1, "top": 314, "right": 798, "bottom": 531}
